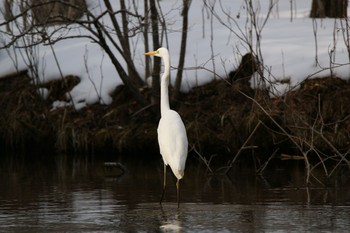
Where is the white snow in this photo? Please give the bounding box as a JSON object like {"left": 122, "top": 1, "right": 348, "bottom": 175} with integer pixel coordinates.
{"left": 0, "top": 0, "right": 349, "bottom": 109}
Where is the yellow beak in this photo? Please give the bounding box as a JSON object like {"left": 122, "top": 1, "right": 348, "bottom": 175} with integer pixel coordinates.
{"left": 144, "top": 51, "right": 157, "bottom": 56}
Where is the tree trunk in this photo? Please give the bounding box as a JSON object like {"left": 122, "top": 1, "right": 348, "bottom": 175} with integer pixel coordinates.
{"left": 93, "top": 20, "right": 148, "bottom": 107}
{"left": 310, "top": 0, "right": 348, "bottom": 18}
{"left": 173, "top": 0, "right": 191, "bottom": 99}
{"left": 120, "top": 0, "right": 133, "bottom": 77}
{"left": 144, "top": 0, "right": 150, "bottom": 79}
{"left": 149, "top": 0, "right": 161, "bottom": 111}
{"left": 103, "top": 0, "right": 144, "bottom": 88}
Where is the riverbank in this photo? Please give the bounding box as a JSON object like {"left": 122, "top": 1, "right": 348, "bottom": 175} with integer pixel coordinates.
{"left": 1, "top": 71, "right": 350, "bottom": 171}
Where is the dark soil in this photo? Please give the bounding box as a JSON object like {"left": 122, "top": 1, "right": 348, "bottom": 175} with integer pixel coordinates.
{"left": 1, "top": 68, "right": 350, "bottom": 171}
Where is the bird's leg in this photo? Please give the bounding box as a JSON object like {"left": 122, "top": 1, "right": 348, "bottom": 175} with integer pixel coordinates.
{"left": 160, "top": 163, "right": 167, "bottom": 205}
{"left": 176, "top": 179, "right": 180, "bottom": 208}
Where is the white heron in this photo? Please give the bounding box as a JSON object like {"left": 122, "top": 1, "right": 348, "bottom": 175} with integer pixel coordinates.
{"left": 145, "top": 47, "right": 188, "bottom": 208}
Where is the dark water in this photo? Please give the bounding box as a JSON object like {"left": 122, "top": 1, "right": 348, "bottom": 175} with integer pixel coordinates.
{"left": 1, "top": 154, "right": 350, "bottom": 232}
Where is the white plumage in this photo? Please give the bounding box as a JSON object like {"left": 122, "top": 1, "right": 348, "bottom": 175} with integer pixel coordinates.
{"left": 158, "top": 110, "right": 188, "bottom": 180}
{"left": 145, "top": 47, "right": 188, "bottom": 207}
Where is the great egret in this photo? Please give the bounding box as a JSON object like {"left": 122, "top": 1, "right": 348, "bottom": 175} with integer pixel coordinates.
{"left": 145, "top": 47, "right": 188, "bottom": 208}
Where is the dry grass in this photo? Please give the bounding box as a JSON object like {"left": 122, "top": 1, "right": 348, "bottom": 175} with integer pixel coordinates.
{"left": 1, "top": 70, "right": 350, "bottom": 169}
{"left": 0, "top": 71, "right": 50, "bottom": 150}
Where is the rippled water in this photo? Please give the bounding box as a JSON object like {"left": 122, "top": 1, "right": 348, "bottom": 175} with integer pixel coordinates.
{"left": 1, "top": 154, "right": 350, "bottom": 232}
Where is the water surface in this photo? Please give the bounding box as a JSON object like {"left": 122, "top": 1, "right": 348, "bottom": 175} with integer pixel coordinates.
{"left": 1, "top": 155, "right": 350, "bottom": 232}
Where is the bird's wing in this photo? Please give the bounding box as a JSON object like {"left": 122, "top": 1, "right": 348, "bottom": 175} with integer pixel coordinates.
{"left": 157, "top": 110, "right": 188, "bottom": 178}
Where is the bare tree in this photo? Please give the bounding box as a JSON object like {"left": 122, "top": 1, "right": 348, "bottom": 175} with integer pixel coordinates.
{"left": 1, "top": 0, "right": 150, "bottom": 107}
{"left": 148, "top": 0, "right": 161, "bottom": 109}
{"left": 310, "top": 0, "right": 348, "bottom": 18}
{"left": 174, "top": 0, "right": 191, "bottom": 98}
{"left": 1, "top": 0, "right": 194, "bottom": 111}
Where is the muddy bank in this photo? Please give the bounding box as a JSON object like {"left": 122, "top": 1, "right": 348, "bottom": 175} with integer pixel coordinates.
{"left": 1, "top": 71, "right": 350, "bottom": 168}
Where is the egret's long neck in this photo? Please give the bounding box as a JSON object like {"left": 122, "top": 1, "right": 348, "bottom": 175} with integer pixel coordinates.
{"left": 160, "top": 54, "right": 170, "bottom": 117}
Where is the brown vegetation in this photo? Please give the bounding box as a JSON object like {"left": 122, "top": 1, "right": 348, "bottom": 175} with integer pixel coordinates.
{"left": 310, "top": 0, "right": 348, "bottom": 18}
{"left": 4, "top": 0, "right": 86, "bottom": 30}
{"left": 1, "top": 66, "right": 350, "bottom": 169}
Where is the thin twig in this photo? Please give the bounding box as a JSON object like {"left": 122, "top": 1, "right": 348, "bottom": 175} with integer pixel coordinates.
{"left": 256, "top": 148, "right": 279, "bottom": 175}
{"left": 225, "top": 121, "right": 261, "bottom": 174}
